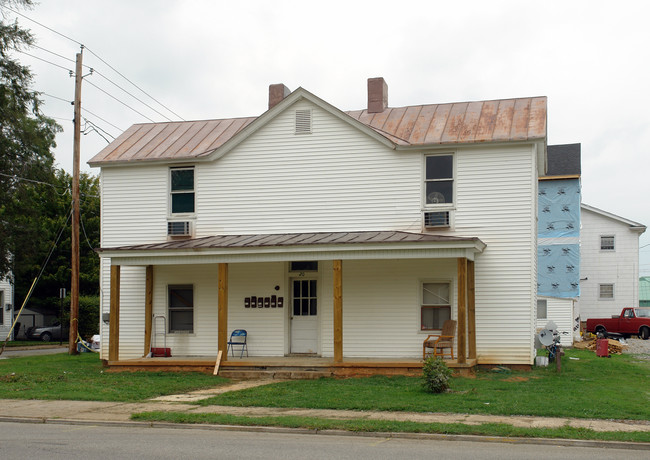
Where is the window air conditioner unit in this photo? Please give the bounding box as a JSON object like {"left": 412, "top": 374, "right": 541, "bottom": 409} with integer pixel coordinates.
{"left": 424, "top": 211, "right": 450, "bottom": 228}
{"left": 167, "top": 221, "right": 190, "bottom": 236}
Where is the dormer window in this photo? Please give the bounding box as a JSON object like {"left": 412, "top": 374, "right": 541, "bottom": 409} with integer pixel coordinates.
{"left": 424, "top": 154, "right": 453, "bottom": 206}
{"left": 170, "top": 167, "right": 195, "bottom": 214}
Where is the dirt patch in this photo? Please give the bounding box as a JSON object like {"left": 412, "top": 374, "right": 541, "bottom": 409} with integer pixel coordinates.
{"left": 502, "top": 376, "right": 530, "bottom": 382}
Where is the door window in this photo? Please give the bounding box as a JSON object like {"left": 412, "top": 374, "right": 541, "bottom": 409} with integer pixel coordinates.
{"left": 293, "top": 280, "right": 317, "bottom": 316}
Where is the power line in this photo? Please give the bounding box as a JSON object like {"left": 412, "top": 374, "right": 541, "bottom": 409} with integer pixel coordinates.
{"left": 0, "top": 172, "right": 100, "bottom": 198}
{"left": 1, "top": 4, "right": 82, "bottom": 46}
{"left": 43, "top": 92, "right": 72, "bottom": 104}
{"left": 0, "top": 172, "right": 69, "bottom": 196}
{"left": 82, "top": 117, "right": 114, "bottom": 143}
{"left": 32, "top": 44, "right": 76, "bottom": 64}
{"left": 93, "top": 69, "right": 173, "bottom": 122}
{"left": 82, "top": 116, "right": 117, "bottom": 140}
{"left": 84, "top": 47, "right": 185, "bottom": 121}
{"left": 2, "top": 5, "right": 184, "bottom": 121}
{"left": 85, "top": 79, "right": 156, "bottom": 122}
{"left": 82, "top": 107, "right": 124, "bottom": 132}
{"left": 17, "top": 49, "right": 73, "bottom": 73}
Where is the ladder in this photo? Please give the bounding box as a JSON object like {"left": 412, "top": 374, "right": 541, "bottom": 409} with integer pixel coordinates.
{"left": 150, "top": 315, "right": 168, "bottom": 357}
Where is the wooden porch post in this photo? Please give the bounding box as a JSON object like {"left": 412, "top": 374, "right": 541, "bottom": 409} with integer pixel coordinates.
{"left": 143, "top": 265, "right": 153, "bottom": 357}
{"left": 109, "top": 265, "right": 120, "bottom": 362}
{"left": 218, "top": 263, "right": 229, "bottom": 362}
{"left": 467, "top": 260, "right": 476, "bottom": 360}
{"left": 457, "top": 258, "right": 467, "bottom": 364}
{"left": 333, "top": 260, "right": 343, "bottom": 363}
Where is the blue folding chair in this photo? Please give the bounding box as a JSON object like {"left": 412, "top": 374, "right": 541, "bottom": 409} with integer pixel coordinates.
{"left": 227, "top": 329, "right": 248, "bottom": 358}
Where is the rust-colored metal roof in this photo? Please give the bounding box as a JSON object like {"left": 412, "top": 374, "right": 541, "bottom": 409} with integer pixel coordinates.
{"left": 98, "top": 231, "right": 484, "bottom": 253}
{"left": 89, "top": 117, "right": 256, "bottom": 165}
{"left": 88, "top": 95, "right": 546, "bottom": 166}
{"left": 347, "top": 96, "right": 546, "bottom": 146}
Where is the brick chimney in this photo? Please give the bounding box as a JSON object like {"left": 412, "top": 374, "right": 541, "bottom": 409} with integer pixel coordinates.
{"left": 269, "top": 83, "right": 291, "bottom": 109}
{"left": 367, "top": 77, "right": 388, "bottom": 113}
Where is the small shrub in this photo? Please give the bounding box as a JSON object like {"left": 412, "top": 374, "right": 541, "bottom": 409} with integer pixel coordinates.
{"left": 422, "top": 357, "right": 452, "bottom": 393}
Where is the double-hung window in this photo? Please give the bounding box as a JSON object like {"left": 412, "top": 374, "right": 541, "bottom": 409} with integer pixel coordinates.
{"left": 424, "top": 155, "right": 453, "bottom": 206}
{"left": 170, "top": 167, "right": 195, "bottom": 214}
{"left": 599, "top": 283, "right": 614, "bottom": 300}
{"left": 600, "top": 236, "right": 615, "bottom": 251}
{"left": 168, "top": 285, "right": 194, "bottom": 332}
{"left": 421, "top": 282, "right": 451, "bottom": 330}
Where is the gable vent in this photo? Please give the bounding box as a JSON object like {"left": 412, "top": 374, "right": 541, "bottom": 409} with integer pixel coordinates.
{"left": 167, "top": 221, "right": 190, "bottom": 236}
{"left": 295, "top": 109, "right": 312, "bottom": 134}
{"left": 424, "top": 211, "right": 450, "bottom": 228}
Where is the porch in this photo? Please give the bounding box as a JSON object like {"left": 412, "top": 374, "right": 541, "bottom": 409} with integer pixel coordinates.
{"left": 105, "top": 355, "right": 478, "bottom": 378}
{"left": 100, "top": 231, "right": 485, "bottom": 376}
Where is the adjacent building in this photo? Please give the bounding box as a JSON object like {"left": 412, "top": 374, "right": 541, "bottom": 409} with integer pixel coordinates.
{"left": 576, "top": 204, "right": 646, "bottom": 321}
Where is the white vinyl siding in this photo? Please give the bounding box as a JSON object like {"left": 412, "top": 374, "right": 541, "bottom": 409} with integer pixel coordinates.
{"left": 195, "top": 101, "right": 422, "bottom": 235}
{"left": 535, "top": 296, "right": 574, "bottom": 346}
{"left": 454, "top": 145, "right": 538, "bottom": 364}
{"left": 576, "top": 208, "right": 642, "bottom": 320}
{"left": 97, "top": 99, "right": 539, "bottom": 364}
{"left": 0, "top": 276, "right": 12, "bottom": 339}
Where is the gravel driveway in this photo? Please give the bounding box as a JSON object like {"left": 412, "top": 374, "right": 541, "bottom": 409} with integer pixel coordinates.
{"left": 622, "top": 337, "right": 650, "bottom": 359}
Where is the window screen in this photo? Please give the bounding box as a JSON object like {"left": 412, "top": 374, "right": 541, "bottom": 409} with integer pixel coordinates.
{"left": 168, "top": 285, "right": 193, "bottom": 332}
{"left": 421, "top": 282, "right": 451, "bottom": 330}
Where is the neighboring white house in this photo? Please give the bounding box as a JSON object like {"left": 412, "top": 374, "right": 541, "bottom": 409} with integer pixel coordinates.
{"left": 0, "top": 275, "right": 14, "bottom": 340}
{"left": 576, "top": 204, "right": 646, "bottom": 322}
{"left": 88, "top": 78, "right": 547, "bottom": 370}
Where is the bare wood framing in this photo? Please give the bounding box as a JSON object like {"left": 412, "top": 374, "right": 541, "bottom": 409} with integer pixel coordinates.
{"left": 218, "top": 263, "right": 229, "bottom": 362}
{"left": 109, "top": 265, "right": 121, "bottom": 362}
{"left": 467, "top": 260, "right": 476, "bottom": 360}
{"left": 457, "top": 258, "right": 467, "bottom": 364}
{"left": 143, "top": 265, "right": 153, "bottom": 357}
{"left": 333, "top": 260, "right": 343, "bottom": 363}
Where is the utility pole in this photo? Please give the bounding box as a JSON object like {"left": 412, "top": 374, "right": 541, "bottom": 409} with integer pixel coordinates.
{"left": 69, "top": 50, "right": 83, "bottom": 355}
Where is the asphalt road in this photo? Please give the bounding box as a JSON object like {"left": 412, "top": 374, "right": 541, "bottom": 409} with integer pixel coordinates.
{"left": 0, "top": 422, "right": 646, "bottom": 459}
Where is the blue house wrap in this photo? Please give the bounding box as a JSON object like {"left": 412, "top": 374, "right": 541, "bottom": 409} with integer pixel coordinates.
{"left": 538, "top": 178, "right": 580, "bottom": 298}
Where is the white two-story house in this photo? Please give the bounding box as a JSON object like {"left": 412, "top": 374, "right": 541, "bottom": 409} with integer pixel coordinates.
{"left": 576, "top": 204, "right": 645, "bottom": 322}
{"left": 89, "top": 78, "right": 547, "bottom": 374}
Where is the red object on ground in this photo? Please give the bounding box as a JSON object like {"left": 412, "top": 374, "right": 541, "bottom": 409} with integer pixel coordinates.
{"left": 596, "top": 338, "right": 609, "bottom": 357}
{"left": 151, "top": 347, "right": 171, "bottom": 357}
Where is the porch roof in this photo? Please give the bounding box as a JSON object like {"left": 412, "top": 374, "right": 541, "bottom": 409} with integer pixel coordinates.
{"left": 98, "top": 231, "right": 486, "bottom": 265}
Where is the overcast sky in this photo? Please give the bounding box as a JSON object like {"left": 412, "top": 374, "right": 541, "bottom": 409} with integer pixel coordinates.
{"left": 4, "top": 0, "right": 650, "bottom": 275}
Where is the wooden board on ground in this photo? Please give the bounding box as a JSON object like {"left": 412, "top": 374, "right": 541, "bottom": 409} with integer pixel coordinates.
{"left": 213, "top": 350, "right": 222, "bottom": 375}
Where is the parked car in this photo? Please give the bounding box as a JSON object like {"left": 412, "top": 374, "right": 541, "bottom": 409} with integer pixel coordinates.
{"left": 586, "top": 307, "right": 650, "bottom": 340}
{"left": 26, "top": 322, "right": 66, "bottom": 342}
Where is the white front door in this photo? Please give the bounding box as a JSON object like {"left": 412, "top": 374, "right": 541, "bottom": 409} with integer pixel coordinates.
{"left": 290, "top": 278, "right": 318, "bottom": 354}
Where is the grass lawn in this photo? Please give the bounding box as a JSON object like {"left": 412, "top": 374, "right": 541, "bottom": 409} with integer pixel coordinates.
{"left": 0, "top": 353, "right": 227, "bottom": 401}
{"left": 197, "top": 349, "right": 650, "bottom": 421}
{"left": 131, "top": 411, "right": 650, "bottom": 443}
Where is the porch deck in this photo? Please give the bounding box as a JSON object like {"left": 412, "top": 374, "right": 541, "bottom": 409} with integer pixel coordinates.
{"left": 105, "top": 355, "right": 477, "bottom": 378}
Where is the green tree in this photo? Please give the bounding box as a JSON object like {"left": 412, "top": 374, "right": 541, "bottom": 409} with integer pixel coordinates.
{"left": 12, "top": 170, "right": 100, "bottom": 317}
{"left": 0, "top": 0, "right": 60, "bottom": 279}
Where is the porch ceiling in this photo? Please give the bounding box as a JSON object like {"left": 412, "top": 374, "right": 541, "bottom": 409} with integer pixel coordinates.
{"left": 98, "top": 231, "right": 486, "bottom": 266}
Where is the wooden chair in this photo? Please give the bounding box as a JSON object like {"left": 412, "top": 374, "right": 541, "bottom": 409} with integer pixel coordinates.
{"left": 422, "top": 319, "right": 456, "bottom": 360}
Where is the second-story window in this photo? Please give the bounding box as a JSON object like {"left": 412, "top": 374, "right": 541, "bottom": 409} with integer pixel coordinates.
{"left": 600, "top": 235, "right": 615, "bottom": 251}
{"left": 425, "top": 155, "right": 453, "bottom": 206}
{"left": 170, "top": 167, "right": 194, "bottom": 214}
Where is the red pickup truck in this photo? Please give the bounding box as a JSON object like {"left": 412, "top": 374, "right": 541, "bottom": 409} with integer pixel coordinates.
{"left": 586, "top": 308, "right": 650, "bottom": 340}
